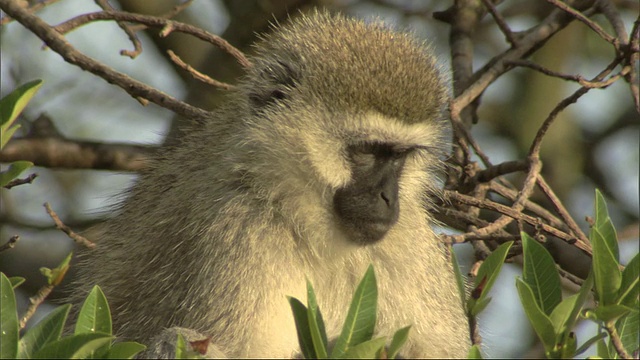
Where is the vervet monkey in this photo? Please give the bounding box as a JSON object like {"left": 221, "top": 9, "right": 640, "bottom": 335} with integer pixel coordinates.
{"left": 73, "top": 11, "right": 470, "bottom": 358}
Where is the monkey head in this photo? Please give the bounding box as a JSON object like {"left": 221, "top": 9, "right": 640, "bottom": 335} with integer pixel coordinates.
{"left": 233, "top": 12, "right": 450, "bottom": 247}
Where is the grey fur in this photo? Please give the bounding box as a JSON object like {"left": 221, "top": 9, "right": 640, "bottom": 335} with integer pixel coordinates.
{"left": 72, "top": 11, "right": 469, "bottom": 358}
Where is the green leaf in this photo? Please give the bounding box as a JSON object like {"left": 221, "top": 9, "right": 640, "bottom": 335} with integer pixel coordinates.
{"left": 516, "top": 278, "right": 557, "bottom": 355}
{"left": 0, "top": 124, "right": 20, "bottom": 150}
{"left": 591, "top": 228, "right": 622, "bottom": 305}
{"left": 288, "top": 296, "right": 315, "bottom": 359}
{"left": 0, "top": 161, "right": 33, "bottom": 187}
{"left": 575, "top": 332, "right": 607, "bottom": 356}
{"left": 18, "top": 304, "right": 71, "bottom": 358}
{"left": 32, "top": 333, "right": 113, "bottom": 359}
{"left": 75, "top": 286, "right": 112, "bottom": 335}
{"left": 592, "top": 304, "right": 634, "bottom": 323}
{"left": 450, "top": 246, "right": 467, "bottom": 309}
{"left": 616, "top": 310, "right": 639, "bottom": 357}
{"left": 341, "top": 337, "right": 386, "bottom": 359}
{"left": 550, "top": 272, "right": 593, "bottom": 343}
{"left": 331, "top": 265, "right": 377, "bottom": 358}
{"left": 40, "top": 252, "right": 73, "bottom": 286}
{"left": 1, "top": 273, "right": 19, "bottom": 359}
{"left": 470, "top": 296, "right": 492, "bottom": 317}
{"left": 618, "top": 252, "right": 639, "bottom": 307}
{"left": 105, "top": 342, "right": 146, "bottom": 359}
{"left": 0, "top": 80, "right": 43, "bottom": 149}
{"left": 387, "top": 325, "right": 411, "bottom": 359}
{"left": 474, "top": 242, "right": 513, "bottom": 304}
{"left": 467, "top": 344, "right": 483, "bottom": 359}
{"left": 596, "top": 334, "right": 609, "bottom": 358}
{"left": 9, "top": 276, "right": 25, "bottom": 288}
{"left": 558, "top": 332, "right": 577, "bottom": 359}
{"left": 306, "top": 280, "right": 328, "bottom": 359}
{"left": 521, "top": 233, "right": 562, "bottom": 315}
{"left": 174, "top": 334, "right": 201, "bottom": 359}
{"left": 593, "top": 190, "right": 618, "bottom": 261}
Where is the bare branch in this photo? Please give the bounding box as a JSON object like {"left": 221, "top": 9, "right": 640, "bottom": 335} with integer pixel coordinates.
{"left": 44, "top": 202, "right": 96, "bottom": 249}
{"left": 1, "top": 137, "right": 154, "bottom": 171}
{"left": 0, "top": 0, "right": 211, "bottom": 122}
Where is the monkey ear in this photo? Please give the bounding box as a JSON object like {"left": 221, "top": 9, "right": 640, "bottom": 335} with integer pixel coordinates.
{"left": 249, "top": 59, "right": 301, "bottom": 108}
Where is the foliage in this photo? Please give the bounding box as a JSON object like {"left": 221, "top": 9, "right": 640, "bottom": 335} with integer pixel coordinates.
{"left": 288, "top": 264, "right": 411, "bottom": 359}
{"left": 0, "top": 255, "right": 145, "bottom": 359}
{"left": 516, "top": 190, "right": 639, "bottom": 359}
{"left": 0, "top": 80, "right": 39, "bottom": 187}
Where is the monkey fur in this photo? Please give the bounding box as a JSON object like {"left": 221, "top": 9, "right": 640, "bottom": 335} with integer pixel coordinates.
{"left": 72, "top": 11, "right": 470, "bottom": 358}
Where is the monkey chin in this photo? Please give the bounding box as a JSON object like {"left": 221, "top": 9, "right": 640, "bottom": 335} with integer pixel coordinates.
{"left": 339, "top": 220, "right": 396, "bottom": 246}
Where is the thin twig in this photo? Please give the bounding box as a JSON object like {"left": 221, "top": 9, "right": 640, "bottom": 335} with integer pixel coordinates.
{"left": 0, "top": 0, "right": 61, "bottom": 25}
{"left": 536, "top": 175, "right": 590, "bottom": 246}
{"left": 19, "top": 283, "right": 54, "bottom": 329}
{"left": 44, "top": 202, "right": 96, "bottom": 249}
{"left": 54, "top": 10, "right": 251, "bottom": 69}
{"left": 167, "top": 50, "right": 235, "bottom": 90}
{"left": 94, "top": 0, "right": 142, "bottom": 58}
{"left": 0, "top": 235, "right": 19, "bottom": 253}
{"left": 0, "top": 0, "right": 211, "bottom": 122}
{"left": 3, "top": 173, "right": 38, "bottom": 189}
{"left": 545, "top": 0, "right": 618, "bottom": 48}
{"left": 481, "top": 0, "right": 517, "bottom": 46}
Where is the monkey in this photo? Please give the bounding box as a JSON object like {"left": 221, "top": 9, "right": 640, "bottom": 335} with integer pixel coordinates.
{"left": 71, "top": 10, "right": 470, "bottom": 358}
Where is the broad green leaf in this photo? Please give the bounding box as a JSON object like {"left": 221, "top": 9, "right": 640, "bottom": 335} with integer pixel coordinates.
{"left": 341, "top": 337, "right": 386, "bottom": 359}
{"left": 450, "top": 246, "right": 467, "bottom": 309}
{"left": 467, "top": 344, "right": 483, "bottom": 359}
{"left": 593, "top": 190, "right": 618, "bottom": 261}
{"left": 521, "top": 233, "right": 562, "bottom": 315}
{"left": 306, "top": 280, "right": 328, "bottom": 359}
{"left": 106, "top": 342, "right": 146, "bottom": 359}
{"left": 18, "top": 304, "right": 71, "bottom": 358}
{"left": 75, "top": 286, "right": 112, "bottom": 335}
{"left": 558, "top": 332, "right": 577, "bottom": 359}
{"left": 0, "top": 80, "right": 43, "bottom": 149}
{"left": 0, "top": 161, "right": 33, "bottom": 187}
{"left": 591, "top": 228, "right": 622, "bottom": 305}
{"left": 516, "top": 278, "right": 557, "bottom": 355}
{"left": 9, "top": 276, "right": 25, "bottom": 288}
{"left": 32, "top": 333, "right": 113, "bottom": 359}
{"left": 550, "top": 294, "right": 581, "bottom": 335}
{"left": 474, "top": 242, "right": 513, "bottom": 305}
{"left": 596, "top": 335, "right": 609, "bottom": 358}
{"left": 1, "top": 273, "right": 19, "bottom": 359}
{"left": 288, "top": 296, "right": 315, "bottom": 359}
{"left": 550, "top": 272, "right": 593, "bottom": 343}
{"left": 618, "top": 252, "right": 639, "bottom": 307}
{"left": 387, "top": 325, "right": 411, "bottom": 359}
{"left": 575, "top": 332, "right": 607, "bottom": 356}
{"left": 331, "top": 265, "right": 377, "bottom": 358}
{"left": 592, "top": 305, "right": 634, "bottom": 323}
{"left": 616, "top": 310, "right": 639, "bottom": 357}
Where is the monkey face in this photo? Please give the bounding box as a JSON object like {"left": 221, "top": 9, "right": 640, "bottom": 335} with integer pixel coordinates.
{"left": 333, "top": 142, "right": 416, "bottom": 245}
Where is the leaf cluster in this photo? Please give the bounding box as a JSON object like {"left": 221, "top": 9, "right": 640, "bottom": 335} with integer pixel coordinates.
{"left": 288, "top": 265, "right": 411, "bottom": 359}
{"left": 515, "top": 190, "right": 639, "bottom": 359}
{"left": 0, "top": 80, "right": 39, "bottom": 187}
{"left": 0, "top": 256, "right": 146, "bottom": 359}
